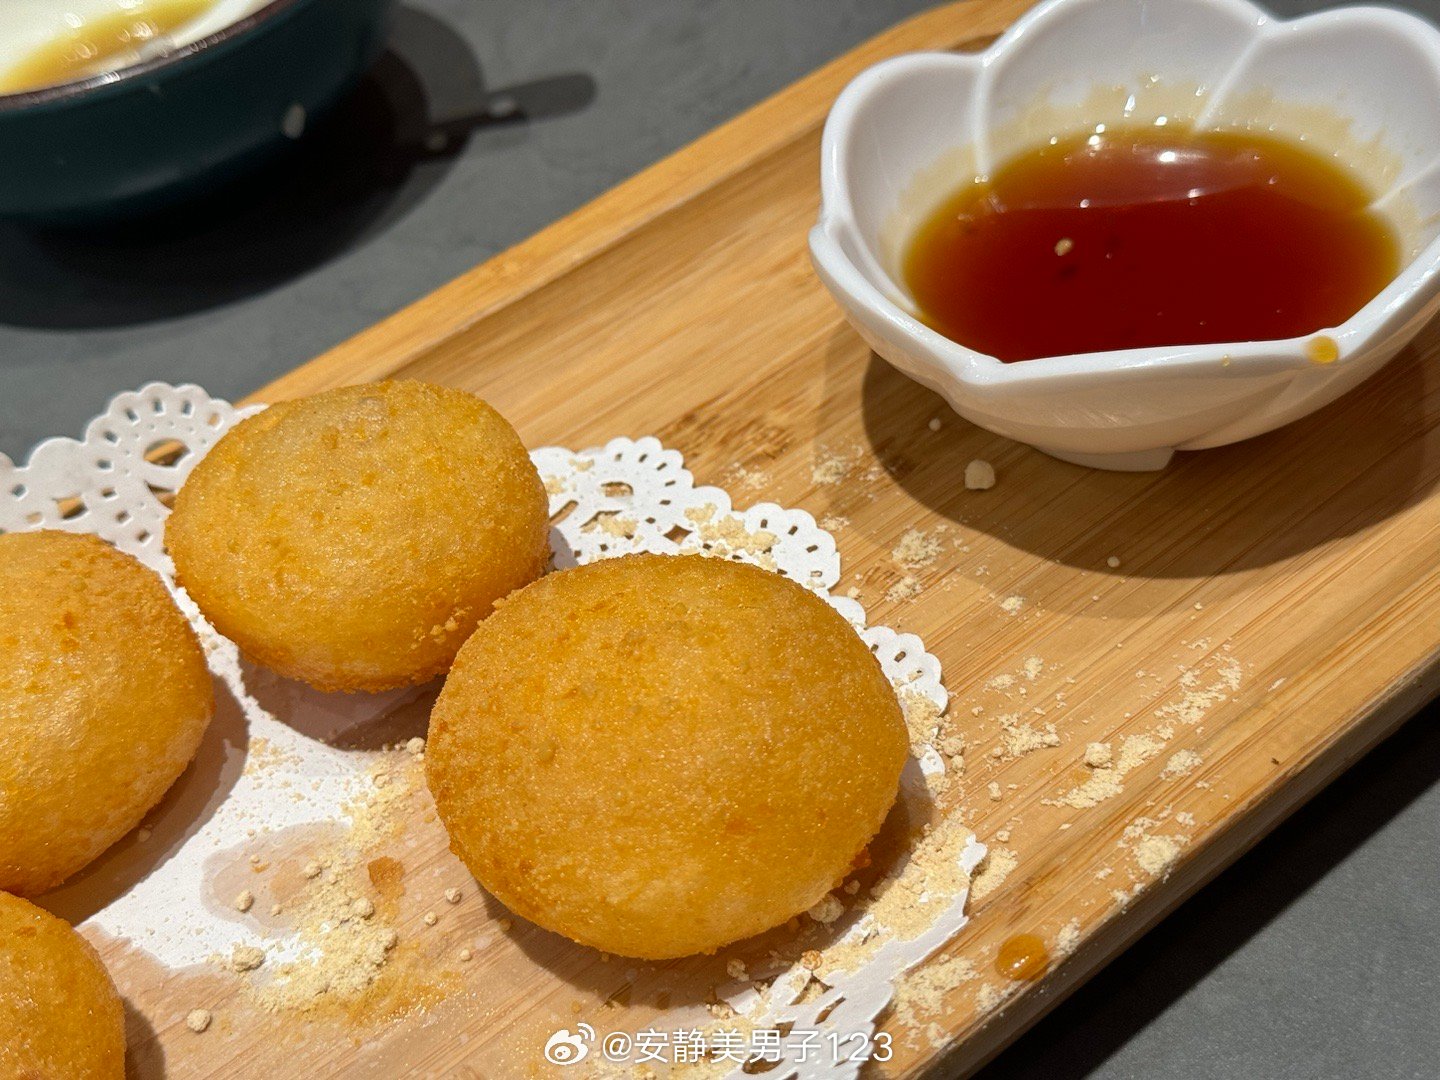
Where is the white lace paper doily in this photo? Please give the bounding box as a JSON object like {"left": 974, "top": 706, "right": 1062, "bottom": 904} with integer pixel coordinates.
{"left": 0, "top": 383, "right": 982, "bottom": 1080}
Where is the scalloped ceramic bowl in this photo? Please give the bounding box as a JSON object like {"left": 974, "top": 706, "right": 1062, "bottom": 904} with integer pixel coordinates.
{"left": 810, "top": 0, "right": 1440, "bottom": 470}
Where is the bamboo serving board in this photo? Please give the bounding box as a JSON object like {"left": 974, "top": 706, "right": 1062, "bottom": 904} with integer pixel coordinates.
{"left": 93, "top": 0, "right": 1440, "bottom": 1075}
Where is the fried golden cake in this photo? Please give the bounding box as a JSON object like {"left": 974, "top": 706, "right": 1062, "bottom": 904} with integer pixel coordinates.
{"left": 0, "top": 531, "right": 213, "bottom": 896}
{"left": 426, "top": 553, "right": 907, "bottom": 959}
{"left": 0, "top": 891, "right": 126, "bottom": 1079}
{"left": 167, "top": 381, "right": 550, "bottom": 692}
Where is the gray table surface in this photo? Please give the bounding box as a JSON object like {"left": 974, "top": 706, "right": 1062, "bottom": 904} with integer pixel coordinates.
{"left": 2, "top": 2, "right": 1437, "bottom": 1077}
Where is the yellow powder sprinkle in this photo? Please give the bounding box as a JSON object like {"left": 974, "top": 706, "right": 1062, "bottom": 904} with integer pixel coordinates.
{"left": 893, "top": 528, "right": 945, "bottom": 571}
{"left": 1056, "top": 918, "right": 1081, "bottom": 956}
{"left": 727, "top": 464, "right": 770, "bottom": 491}
{"left": 999, "top": 713, "right": 1061, "bottom": 757}
{"left": 886, "top": 575, "right": 924, "bottom": 602}
{"left": 680, "top": 504, "right": 779, "bottom": 568}
{"left": 1051, "top": 730, "right": 1166, "bottom": 809}
{"left": 1156, "top": 657, "right": 1242, "bottom": 726}
{"left": 899, "top": 689, "right": 944, "bottom": 756}
{"left": 970, "top": 846, "right": 1016, "bottom": 901}
{"left": 811, "top": 448, "right": 858, "bottom": 485}
{"left": 1083, "top": 742, "right": 1112, "bottom": 768}
{"left": 895, "top": 953, "right": 977, "bottom": 1019}
{"left": 244, "top": 749, "right": 430, "bottom": 1015}
{"left": 1000, "top": 595, "right": 1025, "bottom": 615}
{"left": 589, "top": 513, "right": 638, "bottom": 539}
{"left": 815, "top": 816, "right": 978, "bottom": 982}
{"left": 1136, "top": 835, "right": 1183, "bottom": 876}
{"left": 1117, "top": 733, "right": 1164, "bottom": 771}
{"left": 1161, "top": 749, "right": 1203, "bottom": 778}
{"left": 230, "top": 946, "right": 265, "bottom": 972}
{"left": 1124, "top": 816, "right": 1187, "bottom": 877}
{"left": 807, "top": 895, "right": 844, "bottom": 924}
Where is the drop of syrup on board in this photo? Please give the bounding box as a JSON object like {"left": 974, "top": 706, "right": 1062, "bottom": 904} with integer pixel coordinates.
{"left": 903, "top": 124, "right": 1400, "bottom": 362}
{"left": 995, "top": 933, "right": 1050, "bottom": 981}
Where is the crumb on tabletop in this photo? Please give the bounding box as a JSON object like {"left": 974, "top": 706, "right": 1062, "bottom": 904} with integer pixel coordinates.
{"left": 965, "top": 459, "right": 996, "bottom": 491}
{"left": 230, "top": 945, "right": 266, "bottom": 972}
{"left": 1083, "top": 742, "right": 1113, "bottom": 769}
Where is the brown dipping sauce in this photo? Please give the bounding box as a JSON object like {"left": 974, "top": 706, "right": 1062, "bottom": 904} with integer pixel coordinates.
{"left": 902, "top": 124, "right": 1400, "bottom": 362}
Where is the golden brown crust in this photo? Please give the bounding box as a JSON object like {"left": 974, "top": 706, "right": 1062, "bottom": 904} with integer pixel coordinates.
{"left": 426, "top": 553, "right": 907, "bottom": 959}
{"left": 0, "top": 891, "right": 126, "bottom": 1079}
{"left": 166, "top": 380, "right": 550, "bottom": 693}
{"left": 0, "top": 531, "right": 214, "bottom": 896}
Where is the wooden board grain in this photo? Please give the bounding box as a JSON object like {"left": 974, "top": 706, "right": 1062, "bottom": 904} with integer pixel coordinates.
{"left": 98, "top": 0, "right": 1440, "bottom": 1075}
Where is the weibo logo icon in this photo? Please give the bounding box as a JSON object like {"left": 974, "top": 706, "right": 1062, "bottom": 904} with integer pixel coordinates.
{"left": 544, "top": 1024, "right": 595, "bottom": 1066}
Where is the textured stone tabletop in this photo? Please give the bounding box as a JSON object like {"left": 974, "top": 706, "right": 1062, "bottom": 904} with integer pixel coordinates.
{"left": 1, "top": 2, "right": 1436, "bottom": 1076}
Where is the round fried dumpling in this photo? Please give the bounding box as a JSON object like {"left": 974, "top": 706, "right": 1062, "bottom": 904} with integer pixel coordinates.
{"left": 426, "top": 553, "right": 908, "bottom": 959}
{"left": 0, "top": 531, "right": 214, "bottom": 896}
{"left": 167, "top": 381, "right": 550, "bottom": 693}
{"left": 0, "top": 891, "right": 126, "bottom": 1078}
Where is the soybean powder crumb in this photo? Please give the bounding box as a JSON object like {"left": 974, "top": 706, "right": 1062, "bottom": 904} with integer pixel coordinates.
{"left": 892, "top": 528, "right": 945, "bottom": 571}
{"left": 886, "top": 575, "right": 924, "bottom": 602}
{"left": 965, "top": 459, "right": 996, "bottom": 490}
{"left": 1161, "top": 749, "right": 1204, "bottom": 778}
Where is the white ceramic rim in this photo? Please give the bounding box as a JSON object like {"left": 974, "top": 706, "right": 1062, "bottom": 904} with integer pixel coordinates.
{"left": 811, "top": 0, "right": 1440, "bottom": 390}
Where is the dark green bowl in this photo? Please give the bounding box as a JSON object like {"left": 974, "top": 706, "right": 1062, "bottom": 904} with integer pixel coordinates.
{"left": 0, "top": 0, "right": 395, "bottom": 222}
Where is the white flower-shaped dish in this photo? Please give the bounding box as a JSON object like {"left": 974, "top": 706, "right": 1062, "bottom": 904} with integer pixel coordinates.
{"left": 810, "top": 0, "right": 1440, "bottom": 470}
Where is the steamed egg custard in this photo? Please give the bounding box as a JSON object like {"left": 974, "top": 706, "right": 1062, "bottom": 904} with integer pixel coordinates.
{"left": 0, "top": 0, "right": 254, "bottom": 94}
